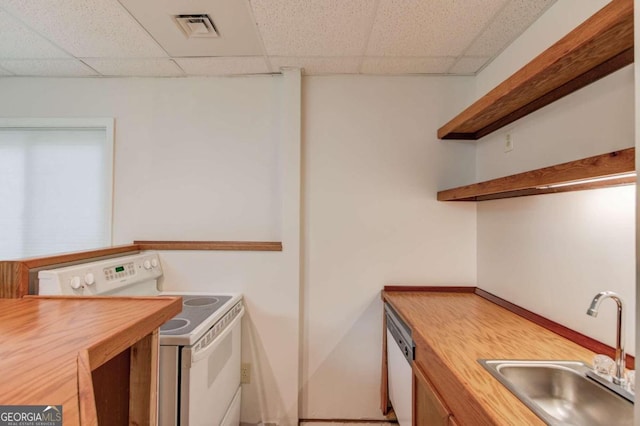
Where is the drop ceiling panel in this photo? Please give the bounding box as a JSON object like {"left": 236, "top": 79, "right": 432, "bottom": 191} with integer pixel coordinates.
{"left": 0, "top": 0, "right": 167, "bottom": 58}
{"left": 361, "top": 57, "right": 455, "bottom": 75}
{"left": 0, "top": 9, "right": 70, "bottom": 58}
{"left": 250, "top": 0, "right": 378, "bottom": 56}
{"left": 118, "top": 0, "right": 263, "bottom": 57}
{"left": 175, "top": 57, "right": 269, "bottom": 75}
{"left": 449, "top": 56, "right": 490, "bottom": 74}
{"left": 0, "top": 59, "right": 97, "bottom": 76}
{"left": 0, "top": 66, "right": 13, "bottom": 76}
{"left": 83, "top": 58, "right": 185, "bottom": 77}
{"left": 367, "top": 0, "right": 509, "bottom": 57}
{"left": 0, "top": 0, "right": 559, "bottom": 77}
{"left": 269, "top": 57, "right": 361, "bottom": 75}
{"left": 465, "top": 0, "right": 554, "bottom": 56}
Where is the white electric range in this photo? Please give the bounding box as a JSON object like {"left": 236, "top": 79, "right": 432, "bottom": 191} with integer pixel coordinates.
{"left": 37, "top": 251, "right": 244, "bottom": 426}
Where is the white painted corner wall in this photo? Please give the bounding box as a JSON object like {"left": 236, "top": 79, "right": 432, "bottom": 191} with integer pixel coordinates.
{"left": 300, "top": 75, "right": 477, "bottom": 419}
{"left": 475, "top": 0, "right": 636, "bottom": 357}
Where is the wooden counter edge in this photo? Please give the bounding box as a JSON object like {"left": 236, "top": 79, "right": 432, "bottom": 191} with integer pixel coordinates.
{"left": 77, "top": 350, "right": 98, "bottom": 426}
{"left": 129, "top": 331, "right": 159, "bottom": 426}
{"left": 380, "top": 312, "right": 389, "bottom": 415}
{"left": 82, "top": 296, "right": 182, "bottom": 370}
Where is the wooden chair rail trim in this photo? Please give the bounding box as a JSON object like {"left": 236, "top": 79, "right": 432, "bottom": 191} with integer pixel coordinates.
{"left": 437, "top": 0, "right": 634, "bottom": 140}
{"left": 383, "top": 286, "right": 634, "bottom": 369}
{"left": 437, "top": 148, "right": 635, "bottom": 201}
{"left": 134, "top": 241, "right": 283, "bottom": 251}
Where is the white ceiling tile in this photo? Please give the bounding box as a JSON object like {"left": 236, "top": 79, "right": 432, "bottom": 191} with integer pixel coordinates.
{"left": 0, "top": 9, "right": 70, "bottom": 58}
{"left": 83, "top": 58, "right": 185, "bottom": 77}
{"left": 118, "top": 0, "right": 263, "bottom": 57}
{"left": 0, "top": 59, "right": 97, "bottom": 76}
{"left": 361, "top": 57, "right": 455, "bottom": 75}
{"left": 0, "top": 0, "right": 167, "bottom": 58}
{"left": 367, "top": 0, "right": 508, "bottom": 57}
{"left": 175, "top": 57, "right": 269, "bottom": 76}
{"left": 0, "top": 66, "right": 13, "bottom": 76}
{"left": 269, "top": 57, "right": 360, "bottom": 75}
{"left": 448, "top": 56, "right": 490, "bottom": 75}
{"left": 250, "top": 0, "right": 378, "bottom": 56}
{"left": 465, "top": 0, "right": 556, "bottom": 57}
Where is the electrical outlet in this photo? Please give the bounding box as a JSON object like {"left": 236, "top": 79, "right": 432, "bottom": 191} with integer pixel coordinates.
{"left": 241, "top": 363, "right": 251, "bottom": 384}
{"left": 504, "top": 133, "right": 514, "bottom": 152}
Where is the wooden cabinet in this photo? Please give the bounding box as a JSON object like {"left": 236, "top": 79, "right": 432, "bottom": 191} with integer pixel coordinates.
{"left": 413, "top": 363, "right": 451, "bottom": 426}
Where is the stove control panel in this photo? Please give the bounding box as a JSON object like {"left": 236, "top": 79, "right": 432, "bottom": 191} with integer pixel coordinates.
{"left": 103, "top": 261, "right": 136, "bottom": 281}
{"left": 38, "top": 252, "right": 163, "bottom": 296}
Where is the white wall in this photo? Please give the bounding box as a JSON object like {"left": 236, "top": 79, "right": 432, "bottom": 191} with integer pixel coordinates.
{"left": 634, "top": 0, "right": 640, "bottom": 423}
{"left": 475, "top": 0, "right": 636, "bottom": 356}
{"left": 301, "top": 75, "right": 477, "bottom": 419}
{"left": 0, "top": 76, "right": 298, "bottom": 425}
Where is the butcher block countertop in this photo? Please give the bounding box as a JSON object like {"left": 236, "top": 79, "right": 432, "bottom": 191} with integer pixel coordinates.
{"left": 383, "top": 290, "right": 598, "bottom": 425}
{"left": 0, "top": 296, "right": 181, "bottom": 425}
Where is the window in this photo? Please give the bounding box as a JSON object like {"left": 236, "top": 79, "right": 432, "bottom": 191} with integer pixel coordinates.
{"left": 0, "top": 118, "right": 113, "bottom": 259}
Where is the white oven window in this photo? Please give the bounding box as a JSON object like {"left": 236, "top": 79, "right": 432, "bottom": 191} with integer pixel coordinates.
{"left": 0, "top": 118, "right": 114, "bottom": 259}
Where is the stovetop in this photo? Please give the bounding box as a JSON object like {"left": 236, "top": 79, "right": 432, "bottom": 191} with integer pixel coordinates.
{"left": 158, "top": 292, "right": 243, "bottom": 347}
{"left": 160, "top": 295, "right": 232, "bottom": 337}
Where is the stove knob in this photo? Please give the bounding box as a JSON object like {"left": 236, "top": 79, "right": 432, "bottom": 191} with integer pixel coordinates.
{"left": 151, "top": 258, "right": 159, "bottom": 268}
{"left": 70, "top": 276, "right": 81, "bottom": 290}
{"left": 143, "top": 260, "right": 152, "bottom": 270}
{"left": 84, "top": 273, "right": 95, "bottom": 286}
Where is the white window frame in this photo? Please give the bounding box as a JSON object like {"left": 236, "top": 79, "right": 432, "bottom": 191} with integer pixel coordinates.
{"left": 0, "top": 117, "right": 115, "bottom": 248}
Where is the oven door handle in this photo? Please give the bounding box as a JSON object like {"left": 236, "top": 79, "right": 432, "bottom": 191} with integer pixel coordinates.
{"left": 187, "top": 306, "right": 245, "bottom": 366}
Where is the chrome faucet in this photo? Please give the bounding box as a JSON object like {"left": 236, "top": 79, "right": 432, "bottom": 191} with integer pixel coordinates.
{"left": 586, "top": 291, "right": 626, "bottom": 385}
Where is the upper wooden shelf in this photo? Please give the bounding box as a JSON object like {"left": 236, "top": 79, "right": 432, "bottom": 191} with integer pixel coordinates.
{"left": 438, "top": 148, "right": 635, "bottom": 201}
{"left": 438, "top": 0, "right": 634, "bottom": 140}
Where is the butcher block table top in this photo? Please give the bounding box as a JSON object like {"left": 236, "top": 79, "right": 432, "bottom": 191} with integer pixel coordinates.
{"left": 383, "top": 290, "right": 598, "bottom": 425}
{"left": 0, "top": 296, "right": 181, "bottom": 425}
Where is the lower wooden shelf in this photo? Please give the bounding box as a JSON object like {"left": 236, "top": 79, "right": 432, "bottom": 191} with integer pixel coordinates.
{"left": 438, "top": 147, "right": 635, "bottom": 201}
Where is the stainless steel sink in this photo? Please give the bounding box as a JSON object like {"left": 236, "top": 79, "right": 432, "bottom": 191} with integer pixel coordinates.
{"left": 479, "top": 360, "right": 633, "bottom": 426}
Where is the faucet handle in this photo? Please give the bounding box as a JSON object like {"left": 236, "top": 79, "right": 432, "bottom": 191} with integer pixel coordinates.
{"left": 593, "top": 354, "right": 616, "bottom": 376}
{"left": 625, "top": 370, "right": 635, "bottom": 393}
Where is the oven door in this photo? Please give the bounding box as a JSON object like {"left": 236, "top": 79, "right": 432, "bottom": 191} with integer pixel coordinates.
{"left": 180, "top": 307, "right": 244, "bottom": 425}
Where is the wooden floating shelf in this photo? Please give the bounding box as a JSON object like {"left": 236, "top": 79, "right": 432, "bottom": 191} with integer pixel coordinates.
{"left": 438, "top": 148, "right": 635, "bottom": 201}
{"left": 438, "top": 0, "right": 634, "bottom": 140}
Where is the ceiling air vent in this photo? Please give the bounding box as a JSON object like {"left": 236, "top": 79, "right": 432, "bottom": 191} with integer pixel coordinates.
{"left": 174, "top": 14, "right": 219, "bottom": 39}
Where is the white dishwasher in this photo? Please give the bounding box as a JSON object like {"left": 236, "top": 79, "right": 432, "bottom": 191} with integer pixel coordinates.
{"left": 385, "top": 303, "right": 415, "bottom": 426}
